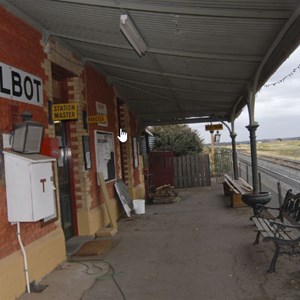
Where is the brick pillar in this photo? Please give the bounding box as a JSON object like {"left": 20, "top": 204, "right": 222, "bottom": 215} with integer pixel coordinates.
{"left": 118, "top": 102, "right": 134, "bottom": 196}
{"left": 66, "top": 76, "right": 91, "bottom": 211}
{"left": 113, "top": 95, "right": 122, "bottom": 179}
{"left": 41, "top": 55, "right": 55, "bottom": 138}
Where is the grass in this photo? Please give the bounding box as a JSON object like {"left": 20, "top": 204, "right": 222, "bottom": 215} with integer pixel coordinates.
{"left": 236, "top": 139, "right": 300, "bottom": 160}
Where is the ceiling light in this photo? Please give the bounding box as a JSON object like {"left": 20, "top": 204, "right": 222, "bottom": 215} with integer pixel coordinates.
{"left": 120, "top": 14, "right": 147, "bottom": 56}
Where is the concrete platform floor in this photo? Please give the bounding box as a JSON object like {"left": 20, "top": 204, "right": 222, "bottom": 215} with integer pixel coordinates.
{"left": 19, "top": 182, "right": 300, "bottom": 300}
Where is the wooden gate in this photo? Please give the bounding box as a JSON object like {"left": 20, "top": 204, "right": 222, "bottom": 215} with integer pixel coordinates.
{"left": 148, "top": 151, "right": 174, "bottom": 188}
{"left": 173, "top": 154, "right": 211, "bottom": 188}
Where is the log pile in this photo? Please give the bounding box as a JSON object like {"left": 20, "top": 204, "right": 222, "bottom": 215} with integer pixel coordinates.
{"left": 152, "top": 184, "right": 180, "bottom": 204}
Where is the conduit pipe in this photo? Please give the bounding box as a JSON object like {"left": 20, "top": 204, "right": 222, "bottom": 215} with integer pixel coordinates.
{"left": 17, "top": 222, "right": 30, "bottom": 294}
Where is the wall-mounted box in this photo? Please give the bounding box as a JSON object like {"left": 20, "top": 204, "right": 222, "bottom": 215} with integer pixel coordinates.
{"left": 4, "top": 151, "right": 56, "bottom": 222}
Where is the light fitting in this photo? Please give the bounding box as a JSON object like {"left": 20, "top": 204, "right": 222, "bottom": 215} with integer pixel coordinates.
{"left": 120, "top": 14, "right": 147, "bottom": 56}
{"left": 12, "top": 121, "right": 44, "bottom": 154}
{"left": 214, "top": 131, "right": 221, "bottom": 143}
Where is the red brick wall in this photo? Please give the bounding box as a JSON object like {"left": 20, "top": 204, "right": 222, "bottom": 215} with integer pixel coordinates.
{"left": 0, "top": 7, "right": 48, "bottom": 127}
{"left": 0, "top": 7, "right": 57, "bottom": 260}
{"left": 85, "top": 64, "right": 121, "bottom": 209}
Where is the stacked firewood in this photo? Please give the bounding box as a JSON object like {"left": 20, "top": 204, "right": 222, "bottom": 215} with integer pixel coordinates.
{"left": 152, "top": 184, "right": 180, "bottom": 204}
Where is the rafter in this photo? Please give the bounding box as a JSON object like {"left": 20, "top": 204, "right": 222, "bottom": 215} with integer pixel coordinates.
{"left": 142, "top": 116, "right": 228, "bottom": 127}
{"left": 51, "top": 31, "right": 262, "bottom": 62}
{"left": 89, "top": 58, "right": 246, "bottom": 85}
{"left": 110, "top": 76, "right": 239, "bottom": 97}
{"left": 52, "top": 0, "right": 291, "bottom": 19}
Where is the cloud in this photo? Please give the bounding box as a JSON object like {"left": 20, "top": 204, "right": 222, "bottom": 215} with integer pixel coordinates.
{"left": 191, "top": 45, "right": 300, "bottom": 143}
{"left": 253, "top": 46, "right": 300, "bottom": 138}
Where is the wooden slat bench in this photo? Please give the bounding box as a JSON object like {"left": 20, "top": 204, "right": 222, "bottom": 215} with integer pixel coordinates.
{"left": 223, "top": 174, "right": 253, "bottom": 208}
{"left": 251, "top": 190, "right": 300, "bottom": 273}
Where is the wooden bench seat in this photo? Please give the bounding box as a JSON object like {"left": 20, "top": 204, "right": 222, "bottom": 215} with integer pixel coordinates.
{"left": 223, "top": 174, "right": 253, "bottom": 208}
{"left": 251, "top": 190, "right": 300, "bottom": 273}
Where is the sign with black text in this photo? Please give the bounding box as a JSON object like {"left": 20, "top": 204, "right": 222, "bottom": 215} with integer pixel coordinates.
{"left": 205, "top": 124, "right": 223, "bottom": 131}
{"left": 0, "top": 62, "right": 43, "bottom": 106}
{"left": 88, "top": 115, "right": 107, "bottom": 124}
{"left": 52, "top": 103, "right": 78, "bottom": 121}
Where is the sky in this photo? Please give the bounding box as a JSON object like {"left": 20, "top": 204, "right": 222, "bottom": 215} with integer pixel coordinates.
{"left": 190, "top": 45, "right": 300, "bottom": 144}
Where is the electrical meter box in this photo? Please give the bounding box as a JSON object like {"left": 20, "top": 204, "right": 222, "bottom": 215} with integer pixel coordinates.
{"left": 4, "top": 151, "right": 56, "bottom": 222}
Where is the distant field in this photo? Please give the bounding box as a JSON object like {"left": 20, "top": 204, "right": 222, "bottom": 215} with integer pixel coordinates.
{"left": 236, "top": 139, "right": 300, "bottom": 160}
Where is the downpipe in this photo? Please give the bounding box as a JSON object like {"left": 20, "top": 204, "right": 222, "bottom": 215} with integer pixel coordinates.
{"left": 17, "top": 222, "right": 31, "bottom": 294}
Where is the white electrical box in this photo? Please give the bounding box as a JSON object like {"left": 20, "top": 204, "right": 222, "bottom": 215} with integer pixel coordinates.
{"left": 4, "top": 151, "right": 56, "bottom": 222}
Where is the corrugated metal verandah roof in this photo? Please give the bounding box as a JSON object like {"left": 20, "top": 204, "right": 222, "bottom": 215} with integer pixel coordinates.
{"left": 3, "top": 0, "right": 300, "bottom": 129}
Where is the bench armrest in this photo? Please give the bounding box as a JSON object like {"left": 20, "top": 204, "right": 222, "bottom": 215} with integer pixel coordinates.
{"left": 255, "top": 204, "right": 281, "bottom": 219}
{"left": 270, "top": 221, "right": 300, "bottom": 230}
{"left": 256, "top": 204, "right": 279, "bottom": 211}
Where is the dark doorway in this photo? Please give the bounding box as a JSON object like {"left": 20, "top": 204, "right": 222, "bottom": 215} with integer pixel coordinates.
{"left": 55, "top": 121, "right": 75, "bottom": 240}
{"left": 52, "top": 63, "right": 77, "bottom": 241}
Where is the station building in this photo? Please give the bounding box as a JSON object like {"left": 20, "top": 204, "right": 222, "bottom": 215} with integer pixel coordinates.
{"left": 0, "top": 6, "right": 145, "bottom": 299}
{"left": 1, "top": 1, "right": 300, "bottom": 298}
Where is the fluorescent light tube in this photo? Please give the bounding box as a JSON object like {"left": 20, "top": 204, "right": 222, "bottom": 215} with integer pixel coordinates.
{"left": 120, "top": 14, "right": 147, "bottom": 56}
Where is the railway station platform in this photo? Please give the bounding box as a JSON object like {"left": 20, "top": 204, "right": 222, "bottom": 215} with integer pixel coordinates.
{"left": 18, "top": 180, "right": 300, "bottom": 300}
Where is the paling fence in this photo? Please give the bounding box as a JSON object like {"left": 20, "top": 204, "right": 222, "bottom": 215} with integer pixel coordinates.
{"left": 148, "top": 152, "right": 211, "bottom": 189}
{"left": 173, "top": 154, "right": 211, "bottom": 188}
{"left": 150, "top": 147, "right": 299, "bottom": 201}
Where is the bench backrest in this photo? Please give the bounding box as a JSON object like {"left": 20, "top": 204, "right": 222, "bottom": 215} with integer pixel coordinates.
{"left": 280, "top": 189, "right": 300, "bottom": 224}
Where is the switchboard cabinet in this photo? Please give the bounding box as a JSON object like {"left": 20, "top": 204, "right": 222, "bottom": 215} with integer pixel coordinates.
{"left": 4, "top": 151, "right": 56, "bottom": 222}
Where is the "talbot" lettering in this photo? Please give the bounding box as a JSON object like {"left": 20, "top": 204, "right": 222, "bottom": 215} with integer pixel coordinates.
{"left": 0, "top": 62, "right": 43, "bottom": 106}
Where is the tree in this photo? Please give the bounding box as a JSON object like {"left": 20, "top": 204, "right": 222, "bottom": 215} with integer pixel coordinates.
{"left": 150, "top": 124, "right": 204, "bottom": 156}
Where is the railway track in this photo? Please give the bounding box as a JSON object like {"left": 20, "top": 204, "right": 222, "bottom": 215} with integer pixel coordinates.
{"left": 255, "top": 155, "right": 300, "bottom": 171}
{"left": 237, "top": 152, "right": 300, "bottom": 186}
{"left": 238, "top": 152, "right": 300, "bottom": 171}
{"left": 235, "top": 152, "right": 300, "bottom": 208}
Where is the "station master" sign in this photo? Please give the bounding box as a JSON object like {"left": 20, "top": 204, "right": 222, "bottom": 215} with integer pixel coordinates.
{"left": 52, "top": 103, "right": 78, "bottom": 121}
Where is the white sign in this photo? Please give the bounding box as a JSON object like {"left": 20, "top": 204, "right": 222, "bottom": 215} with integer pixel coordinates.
{"left": 0, "top": 62, "right": 43, "bottom": 106}
{"left": 96, "top": 102, "right": 108, "bottom": 126}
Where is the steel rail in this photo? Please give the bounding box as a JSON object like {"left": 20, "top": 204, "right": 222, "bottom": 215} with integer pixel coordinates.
{"left": 238, "top": 154, "right": 300, "bottom": 187}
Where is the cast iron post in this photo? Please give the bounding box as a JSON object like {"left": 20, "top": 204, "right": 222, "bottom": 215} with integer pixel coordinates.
{"left": 230, "top": 132, "right": 238, "bottom": 180}
{"left": 210, "top": 130, "right": 215, "bottom": 175}
{"left": 246, "top": 123, "right": 260, "bottom": 194}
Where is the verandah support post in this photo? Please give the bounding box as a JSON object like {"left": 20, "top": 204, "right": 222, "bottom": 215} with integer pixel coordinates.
{"left": 230, "top": 132, "right": 238, "bottom": 180}
{"left": 246, "top": 89, "right": 260, "bottom": 194}
{"left": 227, "top": 98, "right": 242, "bottom": 181}
{"left": 246, "top": 123, "right": 259, "bottom": 194}
{"left": 210, "top": 130, "right": 215, "bottom": 175}
{"left": 221, "top": 120, "right": 239, "bottom": 180}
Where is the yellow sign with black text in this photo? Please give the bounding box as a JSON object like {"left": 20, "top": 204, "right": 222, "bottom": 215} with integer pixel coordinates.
{"left": 205, "top": 124, "right": 223, "bottom": 131}
{"left": 88, "top": 115, "right": 108, "bottom": 124}
{"left": 52, "top": 103, "right": 78, "bottom": 121}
